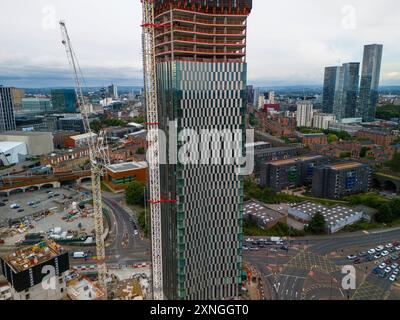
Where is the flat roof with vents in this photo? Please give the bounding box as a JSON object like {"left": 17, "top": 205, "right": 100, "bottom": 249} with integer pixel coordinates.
{"left": 107, "top": 161, "right": 148, "bottom": 173}
{"left": 244, "top": 200, "right": 286, "bottom": 224}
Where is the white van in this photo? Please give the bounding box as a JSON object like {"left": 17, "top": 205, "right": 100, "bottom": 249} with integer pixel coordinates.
{"left": 73, "top": 251, "right": 87, "bottom": 259}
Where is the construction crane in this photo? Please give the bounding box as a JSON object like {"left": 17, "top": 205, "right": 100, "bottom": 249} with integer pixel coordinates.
{"left": 141, "top": 0, "right": 164, "bottom": 300}
{"left": 59, "top": 20, "right": 110, "bottom": 298}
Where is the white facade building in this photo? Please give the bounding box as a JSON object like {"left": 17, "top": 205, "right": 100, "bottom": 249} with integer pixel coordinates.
{"left": 313, "top": 113, "right": 336, "bottom": 130}
{"left": 0, "top": 141, "right": 27, "bottom": 165}
{"left": 296, "top": 102, "right": 314, "bottom": 127}
{"left": 288, "top": 202, "right": 363, "bottom": 233}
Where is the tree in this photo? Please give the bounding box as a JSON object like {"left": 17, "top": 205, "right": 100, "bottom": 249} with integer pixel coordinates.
{"left": 305, "top": 212, "right": 326, "bottom": 235}
{"left": 327, "top": 133, "right": 338, "bottom": 144}
{"left": 359, "top": 147, "right": 370, "bottom": 158}
{"left": 387, "top": 153, "right": 400, "bottom": 173}
{"left": 389, "top": 198, "right": 400, "bottom": 218}
{"left": 125, "top": 181, "right": 145, "bottom": 206}
{"left": 375, "top": 204, "right": 393, "bottom": 223}
{"left": 90, "top": 120, "right": 102, "bottom": 132}
{"left": 136, "top": 147, "right": 145, "bottom": 155}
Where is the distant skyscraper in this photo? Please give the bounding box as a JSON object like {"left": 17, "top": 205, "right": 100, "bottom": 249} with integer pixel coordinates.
{"left": 253, "top": 87, "right": 260, "bottom": 107}
{"left": 357, "top": 44, "right": 383, "bottom": 122}
{"left": 51, "top": 89, "right": 78, "bottom": 113}
{"left": 322, "top": 66, "right": 340, "bottom": 114}
{"left": 323, "top": 62, "right": 360, "bottom": 121}
{"left": 0, "top": 86, "right": 17, "bottom": 132}
{"left": 151, "top": 0, "right": 252, "bottom": 300}
{"left": 342, "top": 62, "right": 360, "bottom": 119}
{"left": 296, "top": 101, "right": 314, "bottom": 127}
{"left": 108, "top": 84, "right": 119, "bottom": 100}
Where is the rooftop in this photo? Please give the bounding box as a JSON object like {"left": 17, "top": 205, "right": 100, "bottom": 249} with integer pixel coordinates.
{"left": 67, "top": 276, "right": 105, "bottom": 300}
{"left": 267, "top": 155, "right": 324, "bottom": 166}
{"left": 329, "top": 162, "right": 364, "bottom": 170}
{"left": 0, "top": 131, "right": 52, "bottom": 137}
{"left": 2, "top": 241, "right": 65, "bottom": 273}
{"left": 290, "top": 202, "right": 362, "bottom": 225}
{"left": 107, "top": 161, "right": 148, "bottom": 173}
{"left": 70, "top": 132, "right": 97, "bottom": 140}
{"left": 0, "top": 141, "right": 25, "bottom": 152}
{"left": 244, "top": 200, "right": 286, "bottom": 224}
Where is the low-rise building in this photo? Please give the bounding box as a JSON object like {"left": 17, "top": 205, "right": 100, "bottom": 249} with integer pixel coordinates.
{"left": 313, "top": 113, "right": 336, "bottom": 130}
{"left": 0, "top": 131, "right": 54, "bottom": 156}
{"left": 67, "top": 276, "right": 105, "bottom": 300}
{"left": 312, "top": 162, "right": 371, "bottom": 199}
{"left": 288, "top": 202, "right": 363, "bottom": 233}
{"left": 64, "top": 132, "right": 97, "bottom": 148}
{"left": 355, "top": 129, "right": 396, "bottom": 147}
{"left": 260, "top": 155, "right": 330, "bottom": 191}
{"left": 41, "top": 147, "right": 90, "bottom": 173}
{"left": 104, "top": 161, "right": 147, "bottom": 193}
{"left": 244, "top": 200, "right": 287, "bottom": 229}
{"left": 301, "top": 133, "right": 328, "bottom": 147}
{"left": 0, "top": 241, "right": 69, "bottom": 300}
{"left": 0, "top": 141, "right": 27, "bottom": 165}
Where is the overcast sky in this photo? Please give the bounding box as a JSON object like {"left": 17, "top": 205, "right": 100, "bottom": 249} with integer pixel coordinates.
{"left": 0, "top": 0, "right": 399, "bottom": 87}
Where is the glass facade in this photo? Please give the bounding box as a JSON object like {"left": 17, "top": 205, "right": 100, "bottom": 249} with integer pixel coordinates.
{"left": 51, "top": 89, "right": 78, "bottom": 113}
{"left": 19, "top": 98, "right": 53, "bottom": 116}
{"left": 357, "top": 44, "right": 383, "bottom": 122}
{"left": 322, "top": 66, "right": 339, "bottom": 114}
{"left": 0, "top": 86, "right": 16, "bottom": 132}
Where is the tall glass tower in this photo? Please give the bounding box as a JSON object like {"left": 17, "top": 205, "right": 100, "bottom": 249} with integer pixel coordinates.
{"left": 153, "top": 0, "right": 252, "bottom": 300}
{"left": 323, "top": 63, "right": 360, "bottom": 121}
{"left": 0, "top": 86, "right": 17, "bottom": 132}
{"left": 357, "top": 44, "right": 383, "bottom": 122}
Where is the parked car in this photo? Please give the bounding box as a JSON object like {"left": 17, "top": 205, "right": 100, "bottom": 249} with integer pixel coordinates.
{"left": 353, "top": 259, "right": 362, "bottom": 264}
{"left": 358, "top": 252, "right": 367, "bottom": 257}
{"left": 0, "top": 203, "right": 5, "bottom": 207}
{"left": 368, "top": 249, "right": 376, "bottom": 255}
{"left": 347, "top": 255, "right": 357, "bottom": 260}
{"left": 385, "top": 267, "right": 392, "bottom": 273}
{"left": 389, "top": 275, "right": 397, "bottom": 282}
{"left": 376, "top": 245, "right": 384, "bottom": 252}
{"left": 382, "top": 251, "right": 390, "bottom": 257}
{"left": 374, "top": 254, "right": 382, "bottom": 259}
{"left": 379, "top": 263, "right": 387, "bottom": 269}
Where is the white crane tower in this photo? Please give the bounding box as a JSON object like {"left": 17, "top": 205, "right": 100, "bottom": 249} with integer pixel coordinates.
{"left": 141, "top": 0, "right": 165, "bottom": 300}
{"left": 59, "top": 20, "right": 110, "bottom": 297}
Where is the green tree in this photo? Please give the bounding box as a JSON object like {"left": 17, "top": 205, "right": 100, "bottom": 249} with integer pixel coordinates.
{"left": 387, "top": 153, "right": 400, "bottom": 173}
{"left": 327, "top": 133, "right": 338, "bottom": 143}
{"left": 375, "top": 204, "right": 393, "bottom": 223}
{"left": 359, "top": 147, "right": 370, "bottom": 158}
{"left": 389, "top": 198, "right": 400, "bottom": 219}
{"left": 90, "top": 120, "right": 103, "bottom": 132}
{"left": 125, "top": 181, "right": 146, "bottom": 206}
{"left": 136, "top": 147, "right": 145, "bottom": 155}
{"left": 305, "top": 212, "right": 326, "bottom": 235}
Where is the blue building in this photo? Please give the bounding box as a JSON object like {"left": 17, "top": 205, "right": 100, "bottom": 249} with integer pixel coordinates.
{"left": 51, "top": 89, "right": 77, "bottom": 113}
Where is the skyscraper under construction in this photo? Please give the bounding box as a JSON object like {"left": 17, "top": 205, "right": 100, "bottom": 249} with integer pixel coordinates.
{"left": 152, "top": 0, "right": 252, "bottom": 300}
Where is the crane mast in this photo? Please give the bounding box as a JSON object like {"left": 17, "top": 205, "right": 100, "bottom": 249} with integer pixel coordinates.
{"left": 59, "top": 21, "right": 109, "bottom": 297}
{"left": 141, "top": 0, "right": 164, "bottom": 300}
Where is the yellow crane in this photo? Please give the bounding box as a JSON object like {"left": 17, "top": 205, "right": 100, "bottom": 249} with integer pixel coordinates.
{"left": 59, "top": 20, "right": 110, "bottom": 298}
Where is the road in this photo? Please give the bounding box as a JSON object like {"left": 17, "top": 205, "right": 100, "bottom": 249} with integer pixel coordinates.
{"left": 244, "top": 228, "right": 400, "bottom": 300}
{"left": 70, "top": 188, "right": 150, "bottom": 267}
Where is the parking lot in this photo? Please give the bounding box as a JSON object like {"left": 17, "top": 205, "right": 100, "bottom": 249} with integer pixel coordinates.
{"left": 0, "top": 187, "right": 95, "bottom": 245}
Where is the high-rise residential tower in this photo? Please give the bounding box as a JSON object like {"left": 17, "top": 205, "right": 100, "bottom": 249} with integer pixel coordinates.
{"left": 0, "top": 86, "right": 17, "bottom": 132}
{"left": 152, "top": 0, "right": 252, "bottom": 300}
{"left": 357, "top": 44, "right": 383, "bottom": 122}
{"left": 296, "top": 101, "right": 314, "bottom": 127}
{"left": 322, "top": 62, "right": 360, "bottom": 121}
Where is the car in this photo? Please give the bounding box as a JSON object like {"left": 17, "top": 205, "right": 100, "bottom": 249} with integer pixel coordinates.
{"left": 382, "top": 251, "right": 390, "bottom": 257}
{"left": 392, "top": 263, "right": 399, "bottom": 269}
{"left": 385, "top": 267, "right": 392, "bottom": 273}
{"left": 393, "top": 270, "right": 399, "bottom": 276}
{"left": 396, "top": 246, "right": 400, "bottom": 251}
{"left": 10, "top": 204, "right": 20, "bottom": 209}
{"left": 243, "top": 246, "right": 249, "bottom": 251}
{"left": 258, "top": 244, "right": 265, "bottom": 249}
{"left": 280, "top": 245, "right": 289, "bottom": 251}
{"left": 0, "top": 203, "right": 5, "bottom": 207}
{"left": 353, "top": 259, "right": 362, "bottom": 264}
{"left": 374, "top": 254, "right": 382, "bottom": 259}
{"left": 376, "top": 245, "right": 384, "bottom": 252}
{"left": 54, "top": 194, "right": 60, "bottom": 197}
{"left": 249, "top": 247, "right": 259, "bottom": 251}
{"left": 365, "top": 256, "right": 374, "bottom": 262}
{"left": 372, "top": 267, "right": 381, "bottom": 274}
{"left": 379, "top": 263, "right": 387, "bottom": 269}
{"left": 347, "top": 255, "right": 357, "bottom": 260}
{"left": 389, "top": 275, "right": 397, "bottom": 282}
{"left": 27, "top": 201, "right": 34, "bottom": 206}
{"left": 386, "top": 243, "right": 393, "bottom": 249}
{"left": 358, "top": 251, "right": 367, "bottom": 257}
{"left": 17, "top": 209, "right": 24, "bottom": 213}
{"left": 270, "top": 248, "right": 277, "bottom": 252}
{"left": 2, "top": 198, "right": 8, "bottom": 202}
{"left": 134, "top": 230, "right": 139, "bottom": 236}
{"left": 368, "top": 249, "right": 376, "bottom": 255}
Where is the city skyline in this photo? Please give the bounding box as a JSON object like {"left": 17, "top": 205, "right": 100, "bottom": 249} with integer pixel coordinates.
{"left": 0, "top": 0, "right": 399, "bottom": 87}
